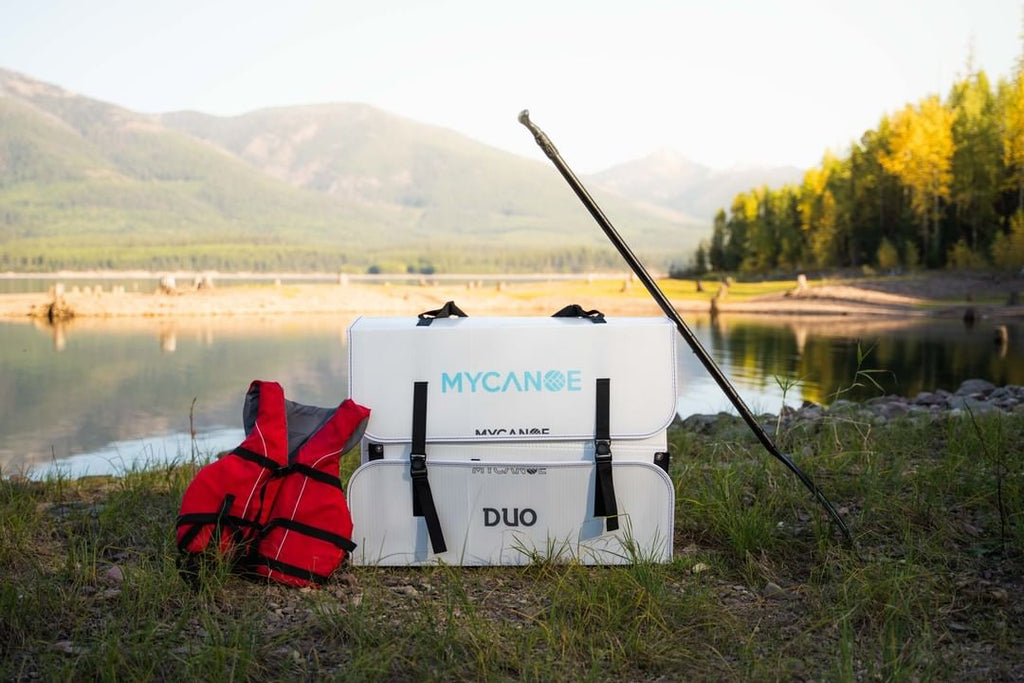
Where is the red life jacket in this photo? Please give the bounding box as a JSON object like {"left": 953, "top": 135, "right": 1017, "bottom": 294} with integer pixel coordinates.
{"left": 176, "top": 381, "right": 369, "bottom": 587}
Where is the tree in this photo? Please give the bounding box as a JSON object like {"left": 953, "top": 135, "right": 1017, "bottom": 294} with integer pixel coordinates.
{"left": 879, "top": 96, "right": 955, "bottom": 264}
{"left": 725, "top": 192, "right": 757, "bottom": 270}
{"left": 1003, "top": 69, "right": 1024, "bottom": 211}
{"left": 799, "top": 155, "right": 841, "bottom": 268}
{"left": 693, "top": 240, "right": 709, "bottom": 274}
{"left": 709, "top": 209, "right": 727, "bottom": 271}
{"left": 742, "top": 186, "right": 781, "bottom": 271}
{"left": 775, "top": 185, "right": 804, "bottom": 269}
{"left": 949, "top": 70, "right": 1001, "bottom": 248}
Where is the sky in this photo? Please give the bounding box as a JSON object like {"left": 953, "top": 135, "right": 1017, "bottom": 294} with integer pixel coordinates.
{"left": 1, "top": 0, "right": 1020, "bottom": 173}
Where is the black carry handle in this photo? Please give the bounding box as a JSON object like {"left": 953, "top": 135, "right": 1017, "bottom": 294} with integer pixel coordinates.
{"left": 519, "top": 110, "right": 853, "bottom": 545}
{"left": 552, "top": 304, "right": 606, "bottom": 324}
{"left": 417, "top": 301, "right": 468, "bottom": 326}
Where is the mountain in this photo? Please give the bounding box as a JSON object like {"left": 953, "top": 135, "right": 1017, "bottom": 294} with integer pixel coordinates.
{"left": 0, "top": 68, "right": 401, "bottom": 271}
{"left": 589, "top": 149, "right": 804, "bottom": 223}
{"left": 160, "top": 105, "right": 706, "bottom": 262}
{"left": 0, "top": 67, "right": 707, "bottom": 272}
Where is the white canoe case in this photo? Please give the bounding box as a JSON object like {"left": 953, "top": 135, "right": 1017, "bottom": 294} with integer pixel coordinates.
{"left": 348, "top": 459, "right": 674, "bottom": 566}
{"left": 346, "top": 307, "right": 678, "bottom": 565}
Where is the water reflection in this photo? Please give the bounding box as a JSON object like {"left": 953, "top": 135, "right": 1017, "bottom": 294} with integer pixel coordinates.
{"left": 1, "top": 316, "right": 354, "bottom": 476}
{"left": 677, "top": 315, "right": 1024, "bottom": 415}
{"left": 1, "top": 314, "right": 1021, "bottom": 477}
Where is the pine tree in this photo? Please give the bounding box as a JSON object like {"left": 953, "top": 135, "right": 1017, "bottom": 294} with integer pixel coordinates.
{"left": 709, "top": 209, "right": 727, "bottom": 271}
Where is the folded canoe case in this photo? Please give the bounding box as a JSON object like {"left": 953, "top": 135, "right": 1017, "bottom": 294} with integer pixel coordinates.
{"left": 346, "top": 312, "right": 677, "bottom": 565}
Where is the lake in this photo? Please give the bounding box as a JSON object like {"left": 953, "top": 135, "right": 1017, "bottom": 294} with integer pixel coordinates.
{"left": 2, "top": 314, "right": 1021, "bottom": 478}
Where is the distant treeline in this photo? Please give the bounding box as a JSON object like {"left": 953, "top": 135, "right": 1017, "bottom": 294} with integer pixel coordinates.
{"left": 697, "top": 62, "right": 1024, "bottom": 273}
{"left": 0, "top": 242, "right": 635, "bottom": 274}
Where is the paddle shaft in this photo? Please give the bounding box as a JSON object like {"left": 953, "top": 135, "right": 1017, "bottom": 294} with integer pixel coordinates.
{"left": 518, "top": 110, "right": 852, "bottom": 543}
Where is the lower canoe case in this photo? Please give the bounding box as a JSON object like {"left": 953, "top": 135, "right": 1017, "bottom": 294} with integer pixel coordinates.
{"left": 347, "top": 458, "right": 674, "bottom": 566}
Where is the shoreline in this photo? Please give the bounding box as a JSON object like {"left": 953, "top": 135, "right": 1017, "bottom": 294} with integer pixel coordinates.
{"left": 2, "top": 276, "right": 1022, "bottom": 321}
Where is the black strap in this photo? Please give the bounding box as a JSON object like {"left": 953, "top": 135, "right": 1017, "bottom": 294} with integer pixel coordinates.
{"left": 411, "top": 381, "right": 428, "bottom": 464}
{"left": 552, "top": 304, "right": 606, "bottom": 323}
{"left": 593, "top": 378, "right": 618, "bottom": 532}
{"left": 232, "top": 446, "right": 282, "bottom": 472}
{"left": 210, "top": 494, "right": 236, "bottom": 552}
{"left": 260, "top": 517, "right": 357, "bottom": 553}
{"left": 253, "top": 556, "right": 331, "bottom": 585}
{"left": 409, "top": 382, "right": 447, "bottom": 553}
{"left": 417, "top": 301, "right": 468, "bottom": 326}
{"left": 177, "top": 494, "right": 239, "bottom": 552}
{"left": 276, "top": 463, "right": 343, "bottom": 490}
{"left": 177, "top": 521, "right": 204, "bottom": 553}
{"left": 176, "top": 512, "right": 261, "bottom": 530}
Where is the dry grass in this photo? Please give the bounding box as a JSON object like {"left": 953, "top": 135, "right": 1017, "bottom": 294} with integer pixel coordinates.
{"left": 2, "top": 408, "right": 1021, "bottom": 680}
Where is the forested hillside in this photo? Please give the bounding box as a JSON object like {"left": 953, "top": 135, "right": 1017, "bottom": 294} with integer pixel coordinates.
{"left": 700, "top": 64, "right": 1024, "bottom": 273}
{"left": 0, "top": 68, "right": 703, "bottom": 273}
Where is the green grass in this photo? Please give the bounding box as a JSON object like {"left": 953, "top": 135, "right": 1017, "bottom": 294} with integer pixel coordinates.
{"left": 2, "top": 410, "right": 1022, "bottom": 680}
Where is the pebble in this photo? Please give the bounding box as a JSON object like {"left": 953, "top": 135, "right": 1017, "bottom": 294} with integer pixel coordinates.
{"left": 762, "top": 581, "right": 786, "bottom": 599}
{"left": 52, "top": 641, "right": 87, "bottom": 655}
{"left": 691, "top": 562, "right": 710, "bottom": 574}
{"left": 101, "top": 565, "right": 124, "bottom": 585}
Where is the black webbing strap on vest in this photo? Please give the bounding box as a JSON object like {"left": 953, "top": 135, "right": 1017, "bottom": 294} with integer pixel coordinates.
{"left": 270, "top": 462, "right": 344, "bottom": 490}
{"left": 593, "top": 378, "right": 618, "bottom": 531}
{"left": 410, "top": 381, "right": 447, "bottom": 553}
{"left": 417, "top": 301, "right": 468, "bottom": 326}
{"left": 251, "top": 556, "right": 332, "bottom": 585}
{"left": 552, "top": 303, "right": 606, "bottom": 323}
{"left": 258, "top": 518, "right": 357, "bottom": 553}
{"left": 176, "top": 494, "right": 247, "bottom": 552}
{"left": 231, "top": 446, "right": 281, "bottom": 472}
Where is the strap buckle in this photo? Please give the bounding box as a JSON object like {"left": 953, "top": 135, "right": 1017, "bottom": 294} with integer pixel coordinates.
{"left": 595, "top": 439, "right": 612, "bottom": 461}
{"left": 410, "top": 454, "right": 428, "bottom": 479}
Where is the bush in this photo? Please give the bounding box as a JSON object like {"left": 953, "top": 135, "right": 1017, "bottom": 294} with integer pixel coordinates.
{"left": 903, "top": 240, "right": 921, "bottom": 270}
{"left": 946, "top": 239, "right": 988, "bottom": 270}
{"left": 876, "top": 238, "right": 899, "bottom": 270}
{"left": 991, "top": 210, "right": 1024, "bottom": 271}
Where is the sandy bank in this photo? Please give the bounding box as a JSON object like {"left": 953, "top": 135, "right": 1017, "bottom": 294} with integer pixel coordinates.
{"left": 2, "top": 277, "right": 1022, "bottom": 320}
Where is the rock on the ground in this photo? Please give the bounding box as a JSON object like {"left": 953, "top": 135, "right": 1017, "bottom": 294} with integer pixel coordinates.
{"left": 679, "top": 382, "right": 1021, "bottom": 433}
{"left": 101, "top": 565, "right": 124, "bottom": 585}
{"left": 947, "top": 395, "right": 996, "bottom": 414}
{"left": 956, "top": 379, "right": 996, "bottom": 396}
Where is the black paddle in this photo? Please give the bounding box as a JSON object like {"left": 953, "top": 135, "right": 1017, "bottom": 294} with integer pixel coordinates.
{"left": 518, "top": 109, "right": 853, "bottom": 544}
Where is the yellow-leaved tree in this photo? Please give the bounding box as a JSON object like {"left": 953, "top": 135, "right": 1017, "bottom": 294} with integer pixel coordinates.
{"left": 879, "top": 96, "right": 955, "bottom": 263}
{"left": 799, "top": 153, "right": 840, "bottom": 268}
{"left": 1003, "top": 68, "right": 1024, "bottom": 208}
